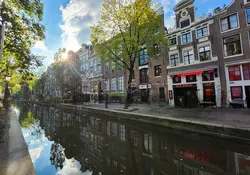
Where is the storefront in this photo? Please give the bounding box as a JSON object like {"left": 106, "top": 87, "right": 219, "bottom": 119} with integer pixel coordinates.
{"left": 225, "top": 62, "right": 250, "bottom": 108}
{"left": 168, "top": 68, "right": 221, "bottom": 107}
{"left": 139, "top": 84, "right": 151, "bottom": 103}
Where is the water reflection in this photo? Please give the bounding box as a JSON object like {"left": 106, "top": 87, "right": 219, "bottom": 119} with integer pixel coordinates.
{"left": 17, "top": 104, "right": 250, "bottom": 175}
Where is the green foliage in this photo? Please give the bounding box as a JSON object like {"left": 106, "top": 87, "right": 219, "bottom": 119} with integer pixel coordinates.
{"left": 21, "top": 111, "right": 36, "bottom": 128}
{"left": 90, "top": 0, "right": 168, "bottom": 106}
{"left": 108, "top": 92, "right": 126, "bottom": 103}
{"left": 0, "top": 0, "right": 45, "bottom": 93}
{"left": 91, "top": 0, "right": 167, "bottom": 67}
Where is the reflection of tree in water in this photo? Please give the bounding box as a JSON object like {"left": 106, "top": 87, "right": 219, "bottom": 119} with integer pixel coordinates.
{"left": 50, "top": 142, "right": 65, "bottom": 170}
{"left": 30, "top": 121, "right": 43, "bottom": 139}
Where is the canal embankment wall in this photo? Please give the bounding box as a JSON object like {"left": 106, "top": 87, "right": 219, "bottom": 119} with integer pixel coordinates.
{"left": 30, "top": 101, "right": 250, "bottom": 143}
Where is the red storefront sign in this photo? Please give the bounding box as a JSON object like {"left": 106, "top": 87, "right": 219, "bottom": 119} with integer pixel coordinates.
{"left": 174, "top": 84, "right": 197, "bottom": 88}
{"left": 178, "top": 71, "right": 203, "bottom": 77}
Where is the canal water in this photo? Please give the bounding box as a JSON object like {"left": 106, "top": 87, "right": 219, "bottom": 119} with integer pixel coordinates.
{"left": 15, "top": 104, "right": 250, "bottom": 175}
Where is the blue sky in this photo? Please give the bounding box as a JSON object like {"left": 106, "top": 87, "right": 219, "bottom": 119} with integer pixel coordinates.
{"left": 32, "top": 0, "right": 231, "bottom": 68}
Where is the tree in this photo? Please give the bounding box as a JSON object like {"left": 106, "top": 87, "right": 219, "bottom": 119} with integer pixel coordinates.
{"left": 0, "top": 0, "right": 45, "bottom": 92}
{"left": 91, "top": 0, "right": 167, "bottom": 108}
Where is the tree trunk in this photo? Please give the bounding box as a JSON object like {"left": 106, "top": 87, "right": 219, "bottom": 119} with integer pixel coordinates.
{"left": 124, "top": 68, "right": 133, "bottom": 109}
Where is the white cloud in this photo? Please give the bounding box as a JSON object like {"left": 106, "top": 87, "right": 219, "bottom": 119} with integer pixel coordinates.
{"left": 60, "top": 0, "right": 103, "bottom": 51}
{"left": 33, "top": 41, "right": 48, "bottom": 51}
{"left": 29, "top": 146, "right": 44, "bottom": 163}
{"left": 165, "top": 14, "right": 176, "bottom": 29}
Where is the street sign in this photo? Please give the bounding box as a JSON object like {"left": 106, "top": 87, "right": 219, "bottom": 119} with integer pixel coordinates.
{"left": 139, "top": 85, "right": 147, "bottom": 89}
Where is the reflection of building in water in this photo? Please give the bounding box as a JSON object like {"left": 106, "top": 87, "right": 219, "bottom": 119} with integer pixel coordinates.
{"left": 235, "top": 153, "right": 250, "bottom": 175}
{"left": 34, "top": 105, "right": 250, "bottom": 175}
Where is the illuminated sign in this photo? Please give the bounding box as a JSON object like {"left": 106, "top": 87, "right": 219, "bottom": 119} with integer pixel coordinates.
{"left": 174, "top": 84, "right": 197, "bottom": 88}
{"left": 178, "top": 71, "right": 203, "bottom": 77}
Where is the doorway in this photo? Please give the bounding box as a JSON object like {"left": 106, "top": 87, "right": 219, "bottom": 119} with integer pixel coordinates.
{"left": 245, "top": 86, "right": 250, "bottom": 108}
{"left": 174, "top": 87, "right": 198, "bottom": 108}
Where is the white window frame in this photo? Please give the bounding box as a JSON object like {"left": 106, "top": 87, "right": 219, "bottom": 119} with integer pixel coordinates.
{"left": 118, "top": 76, "right": 124, "bottom": 91}
{"left": 182, "top": 47, "right": 194, "bottom": 65}
{"left": 169, "top": 53, "right": 179, "bottom": 67}
{"left": 111, "top": 78, "right": 117, "bottom": 91}
{"left": 197, "top": 41, "right": 212, "bottom": 62}
{"left": 169, "top": 36, "right": 178, "bottom": 46}
{"left": 106, "top": 79, "right": 110, "bottom": 92}
{"left": 179, "top": 17, "right": 191, "bottom": 30}
{"left": 196, "top": 25, "right": 209, "bottom": 39}
{"left": 181, "top": 32, "right": 192, "bottom": 45}
{"left": 246, "top": 8, "right": 250, "bottom": 26}
{"left": 220, "top": 12, "right": 240, "bottom": 33}
{"left": 222, "top": 33, "right": 243, "bottom": 59}
{"left": 244, "top": 0, "right": 250, "bottom": 4}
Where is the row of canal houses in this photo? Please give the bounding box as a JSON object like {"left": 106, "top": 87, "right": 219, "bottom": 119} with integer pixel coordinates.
{"left": 30, "top": 104, "right": 250, "bottom": 175}
{"left": 45, "top": 0, "right": 250, "bottom": 108}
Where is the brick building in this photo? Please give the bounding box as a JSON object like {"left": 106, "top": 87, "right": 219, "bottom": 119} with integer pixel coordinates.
{"left": 132, "top": 5, "right": 168, "bottom": 103}
{"left": 166, "top": 0, "right": 221, "bottom": 107}
{"left": 213, "top": 0, "right": 250, "bottom": 108}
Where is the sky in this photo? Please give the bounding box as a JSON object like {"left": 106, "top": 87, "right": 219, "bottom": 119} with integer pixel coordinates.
{"left": 31, "top": 0, "right": 231, "bottom": 68}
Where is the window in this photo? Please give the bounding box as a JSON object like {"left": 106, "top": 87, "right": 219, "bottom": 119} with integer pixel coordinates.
{"left": 199, "top": 45, "right": 211, "bottom": 61}
{"left": 120, "top": 125, "right": 125, "bottom": 141}
{"left": 144, "top": 161, "right": 154, "bottom": 175}
{"left": 203, "top": 86, "right": 215, "bottom": 102}
{"left": 154, "top": 65, "right": 161, "bottom": 76}
{"left": 113, "top": 160, "right": 118, "bottom": 167}
{"left": 247, "top": 9, "right": 250, "bottom": 25}
{"left": 245, "top": 0, "right": 250, "bottom": 4}
{"left": 140, "top": 68, "right": 148, "bottom": 84}
{"left": 112, "top": 122, "right": 117, "bottom": 137}
{"left": 144, "top": 133, "right": 153, "bottom": 154}
{"left": 139, "top": 48, "right": 148, "bottom": 66}
{"left": 169, "top": 37, "right": 177, "bottom": 45}
{"left": 182, "top": 33, "right": 192, "bottom": 44}
{"left": 183, "top": 50, "right": 194, "bottom": 65}
{"left": 106, "top": 157, "right": 110, "bottom": 166}
{"left": 180, "top": 19, "right": 190, "bottom": 28}
{"left": 170, "top": 54, "right": 179, "bottom": 67}
{"left": 173, "top": 75, "right": 181, "bottom": 84}
{"left": 118, "top": 76, "right": 124, "bottom": 91}
{"left": 197, "top": 26, "right": 208, "bottom": 38}
{"left": 223, "top": 34, "right": 242, "bottom": 57}
{"left": 111, "top": 78, "right": 117, "bottom": 91}
{"left": 132, "top": 137, "right": 137, "bottom": 148}
{"left": 97, "top": 65, "right": 102, "bottom": 75}
{"left": 202, "top": 71, "right": 214, "bottom": 81}
{"left": 243, "top": 64, "right": 250, "bottom": 80}
{"left": 154, "top": 44, "right": 160, "bottom": 55}
{"left": 105, "top": 79, "right": 110, "bottom": 91}
{"left": 186, "top": 75, "right": 197, "bottom": 82}
{"left": 231, "top": 86, "right": 243, "bottom": 99}
{"left": 228, "top": 65, "right": 241, "bottom": 81}
{"left": 220, "top": 14, "right": 239, "bottom": 32}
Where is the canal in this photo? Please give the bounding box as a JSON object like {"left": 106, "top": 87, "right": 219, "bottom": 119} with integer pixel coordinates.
{"left": 15, "top": 104, "right": 250, "bottom": 175}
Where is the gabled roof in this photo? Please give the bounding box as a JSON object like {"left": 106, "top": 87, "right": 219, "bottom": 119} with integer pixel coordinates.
{"left": 173, "top": 0, "right": 194, "bottom": 11}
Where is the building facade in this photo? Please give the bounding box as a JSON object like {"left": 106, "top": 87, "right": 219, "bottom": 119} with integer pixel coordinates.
{"left": 213, "top": 0, "right": 250, "bottom": 108}
{"left": 132, "top": 5, "right": 168, "bottom": 103}
{"left": 103, "top": 62, "right": 126, "bottom": 94}
{"left": 78, "top": 44, "right": 104, "bottom": 95}
{"left": 166, "top": 0, "right": 221, "bottom": 107}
